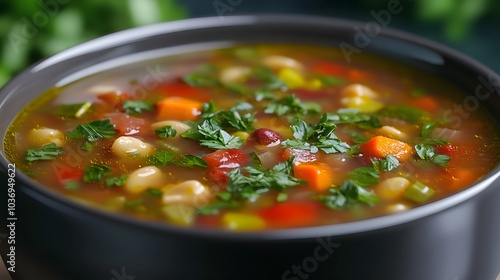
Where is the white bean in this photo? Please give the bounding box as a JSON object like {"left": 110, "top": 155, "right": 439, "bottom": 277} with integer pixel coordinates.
{"left": 341, "top": 83, "right": 379, "bottom": 99}
{"left": 219, "top": 66, "right": 251, "bottom": 84}
{"left": 150, "top": 120, "right": 191, "bottom": 136}
{"left": 87, "top": 85, "right": 121, "bottom": 94}
{"left": 162, "top": 180, "right": 211, "bottom": 207}
{"left": 375, "top": 177, "right": 411, "bottom": 200}
{"left": 125, "top": 166, "right": 164, "bottom": 194}
{"left": 386, "top": 203, "right": 410, "bottom": 214}
{"left": 29, "top": 128, "right": 64, "bottom": 147}
{"left": 377, "top": 125, "right": 407, "bottom": 141}
{"left": 111, "top": 136, "right": 154, "bottom": 158}
{"left": 262, "top": 55, "right": 304, "bottom": 71}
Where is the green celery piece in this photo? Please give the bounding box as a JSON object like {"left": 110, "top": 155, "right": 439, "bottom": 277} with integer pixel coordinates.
{"left": 404, "top": 181, "right": 435, "bottom": 203}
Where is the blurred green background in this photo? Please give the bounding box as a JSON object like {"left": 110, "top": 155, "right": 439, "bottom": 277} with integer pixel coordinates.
{"left": 1, "top": 0, "right": 499, "bottom": 87}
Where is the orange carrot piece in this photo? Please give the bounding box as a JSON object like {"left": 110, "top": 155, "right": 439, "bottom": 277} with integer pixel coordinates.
{"left": 156, "top": 97, "right": 202, "bottom": 121}
{"left": 294, "top": 163, "right": 333, "bottom": 192}
{"left": 360, "top": 136, "right": 413, "bottom": 161}
{"left": 413, "top": 96, "right": 438, "bottom": 113}
{"left": 258, "top": 201, "right": 320, "bottom": 228}
{"left": 444, "top": 168, "right": 477, "bottom": 190}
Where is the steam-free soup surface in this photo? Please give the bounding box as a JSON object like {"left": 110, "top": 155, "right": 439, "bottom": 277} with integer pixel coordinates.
{"left": 5, "top": 44, "right": 500, "bottom": 230}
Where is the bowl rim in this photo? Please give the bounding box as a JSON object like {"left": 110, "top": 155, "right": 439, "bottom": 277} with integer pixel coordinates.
{"left": 1, "top": 14, "right": 500, "bottom": 241}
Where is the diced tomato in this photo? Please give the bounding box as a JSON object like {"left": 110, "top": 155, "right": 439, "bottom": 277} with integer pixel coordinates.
{"left": 51, "top": 162, "right": 83, "bottom": 183}
{"left": 436, "top": 144, "right": 457, "bottom": 157}
{"left": 97, "top": 92, "right": 132, "bottom": 107}
{"left": 106, "top": 113, "right": 151, "bottom": 136}
{"left": 204, "top": 149, "right": 248, "bottom": 184}
{"left": 312, "top": 62, "right": 346, "bottom": 77}
{"left": 258, "top": 201, "right": 320, "bottom": 228}
{"left": 156, "top": 83, "right": 210, "bottom": 102}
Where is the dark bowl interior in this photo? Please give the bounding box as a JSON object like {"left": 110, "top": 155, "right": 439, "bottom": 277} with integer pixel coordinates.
{"left": 1, "top": 15, "right": 500, "bottom": 280}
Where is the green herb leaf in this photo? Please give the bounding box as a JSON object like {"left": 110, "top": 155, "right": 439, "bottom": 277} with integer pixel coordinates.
{"left": 317, "top": 180, "right": 379, "bottom": 209}
{"left": 125, "top": 199, "right": 143, "bottom": 207}
{"left": 176, "top": 155, "right": 208, "bottom": 168}
{"left": 197, "top": 200, "right": 240, "bottom": 215}
{"left": 276, "top": 193, "right": 288, "bottom": 202}
{"left": 420, "top": 122, "right": 436, "bottom": 138}
{"left": 183, "top": 73, "right": 219, "bottom": 87}
{"left": 83, "top": 164, "right": 111, "bottom": 183}
{"left": 255, "top": 89, "right": 275, "bottom": 101}
{"left": 414, "top": 144, "right": 450, "bottom": 167}
{"left": 254, "top": 67, "right": 287, "bottom": 90}
{"left": 264, "top": 94, "right": 321, "bottom": 117}
{"left": 155, "top": 126, "right": 177, "bottom": 138}
{"left": 327, "top": 108, "right": 381, "bottom": 129}
{"left": 146, "top": 188, "right": 163, "bottom": 197}
{"left": 123, "top": 100, "right": 153, "bottom": 115}
{"left": 282, "top": 115, "right": 350, "bottom": 154}
{"left": 347, "top": 167, "right": 380, "bottom": 187}
{"left": 318, "top": 76, "right": 345, "bottom": 86}
{"left": 147, "top": 150, "right": 175, "bottom": 166}
{"left": 105, "top": 175, "right": 127, "bottom": 187}
{"left": 54, "top": 102, "right": 92, "bottom": 118}
{"left": 377, "top": 104, "right": 429, "bottom": 123}
{"left": 66, "top": 119, "right": 116, "bottom": 142}
{"left": 24, "top": 143, "right": 64, "bottom": 162}
{"left": 374, "top": 155, "right": 400, "bottom": 172}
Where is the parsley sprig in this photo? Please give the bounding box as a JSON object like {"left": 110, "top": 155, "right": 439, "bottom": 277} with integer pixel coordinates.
{"left": 181, "top": 101, "right": 256, "bottom": 149}
{"left": 264, "top": 94, "right": 321, "bottom": 117}
{"left": 317, "top": 167, "right": 380, "bottom": 209}
{"left": 24, "top": 143, "right": 64, "bottom": 162}
{"left": 197, "top": 157, "right": 304, "bottom": 214}
{"left": 122, "top": 100, "right": 153, "bottom": 115}
{"left": 66, "top": 119, "right": 116, "bottom": 150}
{"left": 415, "top": 144, "right": 451, "bottom": 167}
{"left": 282, "top": 114, "right": 350, "bottom": 154}
{"left": 327, "top": 108, "right": 381, "bottom": 129}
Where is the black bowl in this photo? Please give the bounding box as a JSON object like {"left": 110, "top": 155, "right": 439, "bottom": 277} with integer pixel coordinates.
{"left": 1, "top": 15, "right": 500, "bottom": 280}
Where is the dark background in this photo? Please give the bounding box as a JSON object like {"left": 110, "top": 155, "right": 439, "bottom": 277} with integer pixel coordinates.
{"left": 1, "top": 0, "right": 499, "bottom": 279}
{"left": 0, "top": 0, "right": 499, "bottom": 87}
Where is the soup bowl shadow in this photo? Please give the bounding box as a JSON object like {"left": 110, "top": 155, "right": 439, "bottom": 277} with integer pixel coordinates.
{"left": 1, "top": 15, "right": 500, "bottom": 280}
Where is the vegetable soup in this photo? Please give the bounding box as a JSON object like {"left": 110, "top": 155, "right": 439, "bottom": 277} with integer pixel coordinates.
{"left": 5, "top": 44, "right": 500, "bottom": 230}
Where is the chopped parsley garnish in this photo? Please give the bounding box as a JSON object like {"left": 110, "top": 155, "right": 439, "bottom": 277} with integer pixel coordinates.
{"left": 327, "top": 108, "right": 381, "bottom": 129}
{"left": 83, "top": 164, "right": 111, "bottom": 183}
{"left": 317, "top": 180, "right": 379, "bottom": 209}
{"left": 66, "top": 119, "right": 116, "bottom": 149}
{"left": 176, "top": 155, "right": 208, "bottom": 168}
{"left": 264, "top": 94, "right": 321, "bottom": 117}
{"left": 183, "top": 72, "right": 219, "bottom": 87}
{"left": 147, "top": 151, "right": 207, "bottom": 168}
{"left": 155, "top": 126, "right": 177, "bottom": 138}
{"left": 24, "top": 143, "right": 64, "bottom": 162}
{"left": 125, "top": 199, "right": 143, "bottom": 207}
{"left": 197, "top": 200, "right": 240, "bottom": 215}
{"left": 105, "top": 175, "right": 127, "bottom": 187}
{"left": 318, "top": 76, "right": 345, "bottom": 86}
{"left": 276, "top": 193, "right": 288, "bottom": 202}
{"left": 54, "top": 102, "right": 92, "bottom": 118}
{"left": 182, "top": 118, "right": 243, "bottom": 149}
{"left": 122, "top": 100, "right": 153, "bottom": 115}
{"left": 347, "top": 167, "right": 380, "bottom": 187}
{"left": 199, "top": 158, "right": 304, "bottom": 214}
{"left": 255, "top": 89, "right": 275, "bottom": 101}
{"left": 373, "top": 155, "right": 400, "bottom": 172}
{"left": 418, "top": 123, "right": 449, "bottom": 145}
{"left": 254, "top": 67, "right": 287, "bottom": 90}
{"left": 282, "top": 114, "right": 350, "bottom": 154}
{"left": 147, "top": 150, "right": 175, "bottom": 166}
{"left": 414, "top": 144, "right": 451, "bottom": 167}
{"left": 146, "top": 188, "right": 163, "bottom": 197}
{"left": 420, "top": 122, "right": 436, "bottom": 138}
{"left": 377, "top": 104, "right": 429, "bottom": 123}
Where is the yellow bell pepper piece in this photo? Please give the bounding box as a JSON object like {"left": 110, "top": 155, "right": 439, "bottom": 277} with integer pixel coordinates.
{"left": 342, "top": 96, "right": 384, "bottom": 113}
{"left": 278, "top": 68, "right": 305, "bottom": 89}
{"left": 305, "top": 79, "right": 322, "bottom": 90}
{"left": 222, "top": 212, "right": 266, "bottom": 231}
